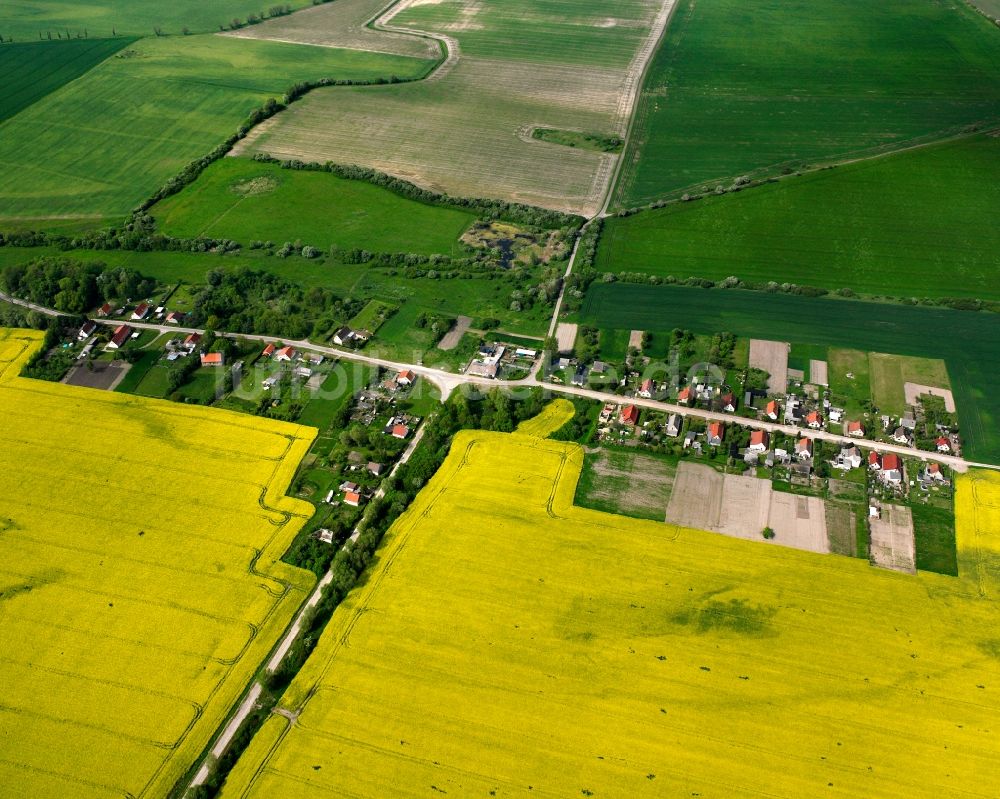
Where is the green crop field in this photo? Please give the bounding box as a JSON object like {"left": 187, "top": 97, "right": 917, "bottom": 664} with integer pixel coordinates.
{"left": 0, "top": 38, "right": 131, "bottom": 123}
{"left": 236, "top": 0, "right": 668, "bottom": 215}
{"left": 222, "top": 424, "right": 1000, "bottom": 799}
{"left": 0, "top": 328, "right": 316, "bottom": 798}
{"left": 0, "top": 1, "right": 311, "bottom": 40}
{"left": 579, "top": 284, "right": 1000, "bottom": 462}
{"left": 614, "top": 0, "right": 1000, "bottom": 207}
{"left": 152, "top": 157, "right": 478, "bottom": 256}
{"left": 600, "top": 135, "right": 1000, "bottom": 300}
{"left": 0, "top": 33, "right": 431, "bottom": 226}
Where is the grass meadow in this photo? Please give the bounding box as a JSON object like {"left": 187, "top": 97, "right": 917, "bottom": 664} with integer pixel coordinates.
{"left": 0, "top": 38, "right": 131, "bottom": 123}
{"left": 0, "top": 328, "right": 316, "bottom": 797}
{"left": 599, "top": 135, "right": 1000, "bottom": 300}
{"left": 236, "top": 0, "right": 665, "bottom": 214}
{"left": 579, "top": 284, "right": 1000, "bottom": 462}
{"left": 153, "top": 157, "right": 477, "bottom": 256}
{"left": 0, "top": 34, "right": 430, "bottom": 226}
{"left": 223, "top": 420, "right": 1000, "bottom": 798}
{"left": 614, "top": 0, "right": 1000, "bottom": 206}
{"left": 0, "top": 1, "right": 311, "bottom": 40}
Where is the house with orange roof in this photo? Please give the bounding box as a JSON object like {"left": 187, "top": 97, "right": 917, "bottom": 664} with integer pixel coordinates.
{"left": 748, "top": 429, "right": 769, "bottom": 453}
{"left": 846, "top": 420, "right": 864, "bottom": 437}
{"left": 677, "top": 386, "right": 691, "bottom": 405}
{"left": 620, "top": 404, "right": 640, "bottom": 426}
{"left": 707, "top": 422, "right": 724, "bottom": 446}
{"left": 765, "top": 399, "right": 779, "bottom": 420}
{"left": 200, "top": 352, "right": 224, "bottom": 367}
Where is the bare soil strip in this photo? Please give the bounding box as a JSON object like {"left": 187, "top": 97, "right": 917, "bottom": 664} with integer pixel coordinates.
{"left": 749, "top": 339, "right": 790, "bottom": 393}
{"left": 437, "top": 315, "right": 471, "bottom": 350}
{"left": 809, "top": 359, "right": 829, "bottom": 386}
{"left": 869, "top": 504, "right": 916, "bottom": 573}
{"left": 666, "top": 463, "right": 829, "bottom": 554}
{"left": 556, "top": 322, "right": 578, "bottom": 354}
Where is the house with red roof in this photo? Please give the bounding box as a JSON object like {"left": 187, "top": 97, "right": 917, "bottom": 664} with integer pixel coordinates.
{"left": 261, "top": 343, "right": 276, "bottom": 358}
{"left": 677, "top": 386, "right": 691, "bottom": 405}
{"left": 391, "top": 424, "right": 410, "bottom": 440}
{"left": 707, "top": 422, "right": 724, "bottom": 447}
{"left": 805, "top": 411, "right": 823, "bottom": 430}
{"left": 183, "top": 333, "right": 201, "bottom": 352}
{"left": 165, "top": 311, "right": 184, "bottom": 325}
{"left": 765, "top": 400, "right": 779, "bottom": 421}
{"left": 868, "top": 451, "right": 882, "bottom": 470}
{"left": 879, "top": 453, "right": 904, "bottom": 486}
{"left": 107, "top": 324, "right": 133, "bottom": 350}
{"left": 397, "top": 369, "right": 416, "bottom": 386}
{"left": 274, "top": 346, "right": 297, "bottom": 362}
{"left": 936, "top": 436, "right": 951, "bottom": 453}
{"left": 637, "top": 378, "right": 654, "bottom": 399}
{"left": 131, "top": 302, "right": 150, "bottom": 321}
{"left": 620, "top": 404, "right": 640, "bottom": 426}
{"left": 97, "top": 302, "right": 113, "bottom": 317}
{"left": 846, "top": 420, "right": 864, "bottom": 437}
{"left": 720, "top": 392, "right": 736, "bottom": 413}
{"left": 200, "top": 352, "right": 224, "bottom": 367}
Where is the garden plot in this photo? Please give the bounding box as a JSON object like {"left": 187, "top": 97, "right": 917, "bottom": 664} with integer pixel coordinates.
{"left": 870, "top": 504, "right": 917, "bottom": 574}
{"left": 666, "top": 463, "right": 829, "bottom": 554}
{"left": 749, "top": 338, "right": 789, "bottom": 392}
{"left": 236, "top": 0, "right": 673, "bottom": 214}
{"left": 578, "top": 449, "right": 676, "bottom": 520}
{"left": 220, "top": 0, "right": 440, "bottom": 59}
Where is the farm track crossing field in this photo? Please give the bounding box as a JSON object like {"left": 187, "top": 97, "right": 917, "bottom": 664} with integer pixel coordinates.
{"left": 0, "top": 34, "right": 431, "bottom": 225}
{"left": 0, "top": 1, "right": 313, "bottom": 40}
{"left": 0, "top": 38, "right": 132, "bottom": 124}
{"left": 236, "top": 0, "right": 673, "bottom": 215}
{"left": 579, "top": 284, "right": 1000, "bottom": 462}
{"left": 614, "top": 0, "right": 1000, "bottom": 206}
{"left": 220, "top": 0, "right": 440, "bottom": 60}
{"left": 223, "top": 421, "right": 1000, "bottom": 798}
{"left": 0, "top": 328, "right": 317, "bottom": 798}
{"left": 600, "top": 135, "right": 1000, "bottom": 299}
{"left": 152, "top": 157, "right": 477, "bottom": 256}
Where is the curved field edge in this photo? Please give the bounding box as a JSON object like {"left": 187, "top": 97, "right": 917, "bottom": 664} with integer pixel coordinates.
{"left": 515, "top": 397, "right": 575, "bottom": 437}
{"left": 234, "top": 0, "right": 675, "bottom": 216}
{"left": 597, "top": 133, "right": 1000, "bottom": 301}
{"left": 611, "top": 0, "right": 1000, "bottom": 208}
{"left": 0, "top": 328, "right": 319, "bottom": 798}
{"left": 221, "top": 425, "right": 1000, "bottom": 798}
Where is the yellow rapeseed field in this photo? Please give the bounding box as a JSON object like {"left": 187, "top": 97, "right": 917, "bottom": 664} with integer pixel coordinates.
{"left": 0, "top": 329, "right": 316, "bottom": 798}
{"left": 223, "top": 405, "right": 1000, "bottom": 798}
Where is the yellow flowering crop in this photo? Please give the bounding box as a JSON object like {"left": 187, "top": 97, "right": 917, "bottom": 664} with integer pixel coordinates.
{"left": 225, "top": 405, "right": 1000, "bottom": 798}
{"left": 0, "top": 329, "right": 316, "bottom": 797}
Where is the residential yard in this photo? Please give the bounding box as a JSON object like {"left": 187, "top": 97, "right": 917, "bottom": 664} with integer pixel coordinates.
{"left": 869, "top": 352, "right": 952, "bottom": 416}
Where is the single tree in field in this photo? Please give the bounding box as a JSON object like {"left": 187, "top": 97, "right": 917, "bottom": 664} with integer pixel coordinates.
{"left": 762, "top": 527, "right": 775, "bottom": 540}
